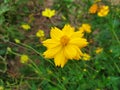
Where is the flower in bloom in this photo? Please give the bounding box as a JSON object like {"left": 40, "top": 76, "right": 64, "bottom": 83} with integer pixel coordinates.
{"left": 42, "top": 8, "right": 55, "bottom": 18}
{"left": 20, "top": 54, "right": 29, "bottom": 63}
{"left": 14, "top": 39, "right": 21, "bottom": 44}
{"left": 43, "top": 24, "right": 88, "bottom": 67}
{"left": 95, "top": 47, "right": 103, "bottom": 54}
{"left": 97, "top": 5, "right": 109, "bottom": 17}
{"left": 36, "top": 30, "right": 45, "bottom": 37}
{"left": 89, "top": 4, "right": 98, "bottom": 14}
{"left": 79, "top": 24, "right": 91, "bottom": 33}
{"left": 82, "top": 53, "right": 91, "bottom": 61}
{"left": 21, "top": 24, "right": 31, "bottom": 30}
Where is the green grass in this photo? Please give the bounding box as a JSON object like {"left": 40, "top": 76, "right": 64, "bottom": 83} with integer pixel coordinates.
{"left": 0, "top": 0, "right": 120, "bottom": 90}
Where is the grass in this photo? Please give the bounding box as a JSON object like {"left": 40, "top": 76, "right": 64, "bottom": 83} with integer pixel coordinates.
{"left": 0, "top": 0, "right": 120, "bottom": 90}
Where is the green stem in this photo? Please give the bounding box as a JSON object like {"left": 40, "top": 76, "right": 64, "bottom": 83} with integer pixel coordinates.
{"left": 104, "top": 52, "right": 120, "bottom": 73}
{"left": 21, "top": 43, "right": 43, "bottom": 56}
{"left": 111, "top": 24, "right": 120, "bottom": 45}
{"left": 8, "top": 48, "right": 42, "bottom": 75}
{"left": 110, "top": 15, "right": 120, "bottom": 45}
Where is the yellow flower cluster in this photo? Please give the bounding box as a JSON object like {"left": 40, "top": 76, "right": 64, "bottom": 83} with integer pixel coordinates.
{"left": 43, "top": 24, "right": 88, "bottom": 67}
{"left": 79, "top": 24, "right": 91, "bottom": 33}
{"left": 42, "top": 8, "right": 55, "bottom": 18}
{"left": 89, "top": 3, "right": 109, "bottom": 17}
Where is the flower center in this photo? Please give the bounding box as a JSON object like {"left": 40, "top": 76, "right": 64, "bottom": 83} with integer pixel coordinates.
{"left": 60, "top": 35, "right": 70, "bottom": 46}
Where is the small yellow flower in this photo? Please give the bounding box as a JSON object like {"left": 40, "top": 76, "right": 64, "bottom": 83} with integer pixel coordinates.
{"left": 21, "top": 24, "right": 31, "bottom": 30}
{"left": 36, "top": 30, "right": 45, "bottom": 37}
{"left": 110, "top": 50, "right": 112, "bottom": 53}
{"left": 43, "top": 24, "right": 88, "bottom": 67}
{"left": 42, "top": 8, "right": 55, "bottom": 18}
{"left": 83, "top": 68, "right": 87, "bottom": 72}
{"left": 14, "top": 39, "right": 21, "bottom": 44}
{"left": 82, "top": 53, "right": 91, "bottom": 61}
{"left": 79, "top": 24, "right": 91, "bottom": 33}
{"left": 0, "top": 86, "right": 4, "bottom": 90}
{"left": 95, "top": 47, "right": 103, "bottom": 54}
{"left": 89, "top": 4, "right": 98, "bottom": 14}
{"left": 20, "top": 54, "right": 29, "bottom": 64}
{"left": 98, "top": 5, "right": 109, "bottom": 17}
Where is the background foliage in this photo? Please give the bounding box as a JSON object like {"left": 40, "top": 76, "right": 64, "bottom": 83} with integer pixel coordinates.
{"left": 0, "top": 0, "right": 120, "bottom": 90}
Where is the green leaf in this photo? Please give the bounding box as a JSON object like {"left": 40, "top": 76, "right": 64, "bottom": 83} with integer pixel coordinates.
{"left": 0, "top": 15, "right": 5, "bottom": 25}
{"left": 0, "top": 4, "right": 10, "bottom": 15}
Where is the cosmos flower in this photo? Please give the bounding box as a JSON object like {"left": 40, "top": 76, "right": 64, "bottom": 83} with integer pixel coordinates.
{"left": 43, "top": 24, "right": 88, "bottom": 67}
{"left": 36, "top": 30, "right": 45, "bottom": 37}
{"left": 79, "top": 24, "right": 91, "bottom": 33}
{"left": 89, "top": 3, "right": 98, "bottom": 14}
{"left": 98, "top": 5, "right": 109, "bottom": 17}
{"left": 42, "top": 8, "right": 55, "bottom": 18}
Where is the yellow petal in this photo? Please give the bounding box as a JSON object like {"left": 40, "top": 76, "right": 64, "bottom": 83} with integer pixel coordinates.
{"left": 50, "top": 27, "right": 63, "bottom": 40}
{"left": 54, "top": 50, "right": 68, "bottom": 68}
{"left": 43, "top": 39, "right": 60, "bottom": 49}
{"left": 69, "top": 38, "right": 88, "bottom": 48}
{"left": 71, "top": 31, "right": 84, "bottom": 38}
{"left": 43, "top": 46, "right": 62, "bottom": 58}
{"left": 74, "top": 49, "right": 83, "bottom": 60}
{"left": 64, "top": 45, "right": 78, "bottom": 59}
{"left": 62, "top": 24, "right": 75, "bottom": 37}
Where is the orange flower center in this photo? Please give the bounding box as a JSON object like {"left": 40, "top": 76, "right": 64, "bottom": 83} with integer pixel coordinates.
{"left": 60, "top": 35, "right": 70, "bottom": 46}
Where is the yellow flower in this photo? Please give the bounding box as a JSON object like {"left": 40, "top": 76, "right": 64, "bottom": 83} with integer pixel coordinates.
{"left": 14, "top": 39, "right": 21, "bottom": 44}
{"left": 83, "top": 68, "right": 87, "bottom": 72}
{"left": 36, "top": 30, "right": 45, "bottom": 37}
{"left": 43, "top": 24, "right": 88, "bottom": 67}
{"left": 21, "top": 24, "right": 31, "bottom": 30}
{"left": 82, "top": 53, "right": 91, "bottom": 61}
{"left": 89, "top": 4, "right": 98, "bottom": 14}
{"left": 20, "top": 54, "right": 29, "bottom": 63}
{"left": 79, "top": 24, "right": 91, "bottom": 33}
{"left": 98, "top": 5, "right": 109, "bottom": 17}
{"left": 95, "top": 47, "right": 103, "bottom": 54}
{"left": 0, "top": 86, "right": 4, "bottom": 90}
{"left": 42, "top": 8, "right": 55, "bottom": 18}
